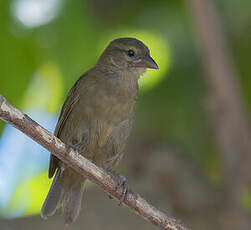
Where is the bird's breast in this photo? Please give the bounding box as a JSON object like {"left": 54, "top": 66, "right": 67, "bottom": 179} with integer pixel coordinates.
{"left": 93, "top": 93, "right": 136, "bottom": 125}
{"left": 77, "top": 76, "right": 137, "bottom": 151}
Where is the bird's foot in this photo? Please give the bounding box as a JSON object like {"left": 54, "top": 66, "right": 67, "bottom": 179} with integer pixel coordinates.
{"left": 106, "top": 168, "right": 131, "bottom": 205}
{"left": 67, "top": 142, "right": 87, "bottom": 154}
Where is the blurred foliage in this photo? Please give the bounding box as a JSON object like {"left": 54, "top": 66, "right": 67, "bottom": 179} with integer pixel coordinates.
{"left": 1, "top": 0, "right": 251, "bottom": 219}
{"left": 3, "top": 171, "right": 51, "bottom": 218}
{"left": 243, "top": 188, "right": 251, "bottom": 213}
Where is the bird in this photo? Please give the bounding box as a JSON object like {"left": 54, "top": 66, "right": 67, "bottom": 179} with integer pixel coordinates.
{"left": 41, "top": 37, "right": 158, "bottom": 224}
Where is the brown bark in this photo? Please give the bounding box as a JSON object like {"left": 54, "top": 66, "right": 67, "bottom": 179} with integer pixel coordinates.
{"left": 0, "top": 94, "right": 190, "bottom": 230}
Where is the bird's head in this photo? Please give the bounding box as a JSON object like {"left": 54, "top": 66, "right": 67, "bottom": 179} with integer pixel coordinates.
{"left": 97, "top": 38, "right": 158, "bottom": 74}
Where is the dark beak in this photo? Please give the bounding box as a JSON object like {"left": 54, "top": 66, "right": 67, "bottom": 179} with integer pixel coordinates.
{"left": 133, "top": 55, "right": 159, "bottom": 69}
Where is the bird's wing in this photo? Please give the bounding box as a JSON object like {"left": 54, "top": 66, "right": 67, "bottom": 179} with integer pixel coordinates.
{"left": 48, "top": 74, "right": 86, "bottom": 178}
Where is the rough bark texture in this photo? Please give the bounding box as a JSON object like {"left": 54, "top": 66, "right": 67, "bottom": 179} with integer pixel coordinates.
{"left": 0, "top": 94, "right": 190, "bottom": 230}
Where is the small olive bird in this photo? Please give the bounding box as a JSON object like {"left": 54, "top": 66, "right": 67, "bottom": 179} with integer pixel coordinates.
{"left": 41, "top": 37, "right": 158, "bottom": 224}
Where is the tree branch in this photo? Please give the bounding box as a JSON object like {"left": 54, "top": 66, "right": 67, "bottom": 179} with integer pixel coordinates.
{"left": 0, "top": 94, "right": 190, "bottom": 230}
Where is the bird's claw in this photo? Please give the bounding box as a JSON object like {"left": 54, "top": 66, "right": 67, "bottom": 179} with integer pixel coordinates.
{"left": 106, "top": 168, "right": 131, "bottom": 205}
{"left": 116, "top": 174, "right": 129, "bottom": 205}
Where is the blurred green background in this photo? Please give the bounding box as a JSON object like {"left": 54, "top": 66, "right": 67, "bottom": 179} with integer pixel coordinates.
{"left": 0, "top": 0, "right": 251, "bottom": 229}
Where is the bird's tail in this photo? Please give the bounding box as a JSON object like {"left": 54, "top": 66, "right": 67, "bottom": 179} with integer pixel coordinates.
{"left": 41, "top": 168, "right": 85, "bottom": 224}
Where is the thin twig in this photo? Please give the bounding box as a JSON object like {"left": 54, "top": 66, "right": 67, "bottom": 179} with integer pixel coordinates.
{"left": 0, "top": 94, "right": 190, "bottom": 230}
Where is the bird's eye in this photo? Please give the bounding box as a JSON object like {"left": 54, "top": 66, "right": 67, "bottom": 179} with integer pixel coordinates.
{"left": 127, "top": 49, "right": 135, "bottom": 57}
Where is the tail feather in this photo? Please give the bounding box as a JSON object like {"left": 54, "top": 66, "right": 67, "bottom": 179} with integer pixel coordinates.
{"left": 41, "top": 168, "right": 85, "bottom": 224}
{"left": 41, "top": 169, "right": 63, "bottom": 218}
{"left": 62, "top": 184, "right": 84, "bottom": 224}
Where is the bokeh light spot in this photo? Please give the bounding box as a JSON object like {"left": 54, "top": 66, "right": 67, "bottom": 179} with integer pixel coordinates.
{"left": 11, "top": 0, "right": 61, "bottom": 28}
{"left": 23, "top": 62, "right": 63, "bottom": 113}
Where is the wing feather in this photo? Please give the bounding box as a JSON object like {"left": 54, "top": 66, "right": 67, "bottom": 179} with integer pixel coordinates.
{"left": 48, "top": 74, "right": 86, "bottom": 178}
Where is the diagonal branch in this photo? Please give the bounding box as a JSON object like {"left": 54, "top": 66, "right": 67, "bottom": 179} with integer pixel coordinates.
{"left": 0, "top": 94, "right": 190, "bottom": 230}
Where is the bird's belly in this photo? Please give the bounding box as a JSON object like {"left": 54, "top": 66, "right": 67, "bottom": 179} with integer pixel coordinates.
{"left": 67, "top": 95, "right": 135, "bottom": 165}
{"left": 105, "top": 101, "right": 134, "bottom": 124}
{"left": 77, "top": 99, "right": 134, "bottom": 154}
{"left": 95, "top": 101, "right": 134, "bottom": 144}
